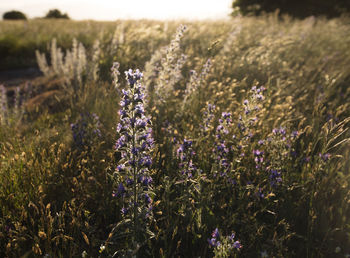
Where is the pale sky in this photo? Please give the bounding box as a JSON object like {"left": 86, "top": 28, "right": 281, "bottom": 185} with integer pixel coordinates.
{"left": 0, "top": 0, "right": 233, "bottom": 20}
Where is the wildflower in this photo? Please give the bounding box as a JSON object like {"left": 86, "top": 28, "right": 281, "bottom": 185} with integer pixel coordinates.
{"left": 177, "top": 139, "right": 197, "bottom": 178}
{"left": 121, "top": 207, "right": 128, "bottom": 215}
{"left": 319, "top": 153, "right": 331, "bottom": 161}
{"left": 0, "top": 85, "right": 8, "bottom": 124}
{"left": 209, "top": 228, "right": 242, "bottom": 256}
{"left": 117, "top": 183, "right": 126, "bottom": 197}
{"left": 269, "top": 169, "right": 282, "bottom": 186}
{"left": 291, "top": 131, "right": 299, "bottom": 138}
{"left": 212, "top": 228, "right": 220, "bottom": 238}
{"left": 258, "top": 139, "right": 265, "bottom": 145}
{"left": 208, "top": 238, "right": 217, "bottom": 247}
{"left": 232, "top": 241, "right": 242, "bottom": 249}
{"left": 201, "top": 103, "right": 216, "bottom": 135}
{"left": 256, "top": 188, "right": 264, "bottom": 199}
{"left": 71, "top": 112, "right": 101, "bottom": 149}
{"left": 144, "top": 193, "right": 152, "bottom": 204}
{"left": 229, "top": 233, "right": 235, "bottom": 240}
{"left": 208, "top": 228, "right": 220, "bottom": 247}
{"left": 112, "top": 68, "right": 155, "bottom": 247}
{"left": 272, "top": 127, "right": 286, "bottom": 136}
{"left": 303, "top": 156, "right": 311, "bottom": 163}
{"left": 253, "top": 149, "right": 264, "bottom": 169}
{"left": 253, "top": 149, "right": 263, "bottom": 156}
{"left": 212, "top": 112, "right": 232, "bottom": 178}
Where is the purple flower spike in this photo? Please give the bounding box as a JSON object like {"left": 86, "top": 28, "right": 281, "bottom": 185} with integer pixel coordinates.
{"left": 113, "top": 68, "right": 154, "bottom": 222}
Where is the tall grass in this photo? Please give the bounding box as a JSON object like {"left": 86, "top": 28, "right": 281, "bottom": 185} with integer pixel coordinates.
{"left": 0, "top": 15, "right": 350, "bottom": 257}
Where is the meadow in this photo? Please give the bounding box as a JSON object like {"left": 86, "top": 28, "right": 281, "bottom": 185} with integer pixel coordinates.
{"left": 0, "top": 15, "right": 350, "bottom": 257}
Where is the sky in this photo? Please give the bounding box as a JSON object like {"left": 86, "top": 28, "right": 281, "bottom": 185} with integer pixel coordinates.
{"left": 0, "top": 0, "right": 233, "bottom": 20}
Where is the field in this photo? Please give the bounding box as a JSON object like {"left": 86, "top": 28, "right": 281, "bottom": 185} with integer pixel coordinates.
{"left": 0, "top": 15, "right": 350, "bottom": 257}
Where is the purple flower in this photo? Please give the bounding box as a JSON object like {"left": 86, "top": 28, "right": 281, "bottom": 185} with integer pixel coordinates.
{"left": 177, "top": 139, "right": 197, "bottom": 178}
{"left": 253, "top": 149, "right": 263, "bottom": 156}
{"left": 115, "top": 135, "right": 127, "bottom": 149}
{"left": 212, "top": 228, "right": 220, "bottom": 238}
{"left": 126, "top": 178, "right": 134, "bottom": 186}
{"left": 258, "top": 139, "right": 265, "bottom": 145}
{"left": 303, "top": 156, "right": 311, "bottom": 163}
{"left": 257, "top": 188, "right": 264, "bottom": 199}
{"left": 117, "top": 183, "right": 126, "bottom": 197}
{"left": 125, "top": 69, "right": 143, "bottom": 86}
{"left": 279, "top": 127, "right": 286, "bottom": 135}
{"left": 233, "top": 240, "right": 242, "bottom": 249}
{"left": 131, "top": 147, "right": 139, "bottom": 155}
{"left": 144, "top": 193, "right": 152, "bottom": 204}
{"left": 212, "top": 112, "right": 232, "bottom": 178}
{"left": 256, "top": 94, "right": 263, "bottom": 100}
{"left": 117, "top": 164, "right": 125, "bottom": 172}
{"left": 122, "top": 89, "right": 130, "bottom": 96}
{"left": 71, "top": 112, "right": 101, "bottom": 148}
{"left": 208, "top": 238, "right": 217, "bottom": 247}
{"left": 113, "top": 68, "right": 154, "bottom": 221}
{"left": 291, "top": 131, "right": 299, "bottom": 138}
{"left": 120, "top": 98, "right": 130, "bottom": 107}
{"left": 222, "top": 112, "right": 231, "bottom": 119}
{"left": 134, "top": 92, "right": 144, "bottom": 101}
{"left": 135, "top": 104, "right": 145, "bottom": 115}
{"left": 142, "top": 176, "right": 153, "bottom": 186}
{"left": 201, "top": 103, "right": 216, "bottom": 134}
{"left": 269, "top": 169, "right": 282, "bottom": 186}
{"left": 136, "top": 119, "right": 147, "bottom": 129}
{"left": 121, "top": 207, "right": 128, "bottom": 215}
{"left": 319, "top": 153, "right": 331, "bottom": 161}
{"left": 208, "top": 103, "right": 215, "bottom": 112}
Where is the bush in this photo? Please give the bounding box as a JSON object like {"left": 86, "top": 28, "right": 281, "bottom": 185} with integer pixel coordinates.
{"left": 44, "top": 9, "right": 69, "bottom": 19}
{"left": 232, "top": 0, "right": 350, "bottom": 18}
{"left": 3, "top": 10, "right": 27, "bottom": 20}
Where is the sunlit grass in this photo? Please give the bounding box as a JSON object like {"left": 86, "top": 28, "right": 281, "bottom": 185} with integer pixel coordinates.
{"left": 0, "top": 15, "right": 349, "bottom": 257}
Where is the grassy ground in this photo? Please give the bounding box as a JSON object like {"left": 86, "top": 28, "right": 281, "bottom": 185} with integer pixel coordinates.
{"left": 0, "top": 15, "right": 349, "bottom": 257}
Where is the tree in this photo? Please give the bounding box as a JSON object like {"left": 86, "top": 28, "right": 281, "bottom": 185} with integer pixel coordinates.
{"left": 232, "top": 0, "right": 350, "bottom": 18}
{"left": 3, "top": 10, "right": 27, "bottom": 20}
{"left": 44, "top": 9, "right": 70, "bottom": 19}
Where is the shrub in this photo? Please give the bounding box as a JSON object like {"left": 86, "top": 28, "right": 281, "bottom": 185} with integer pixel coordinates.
{"left": 232, "top": 0, "right": 350, "bottom": 18}
{"left": 3, "top": 10, "right": 27, "bottom": 20}
{"left": 44, "top": 9, "right": 69, "bottom": 19}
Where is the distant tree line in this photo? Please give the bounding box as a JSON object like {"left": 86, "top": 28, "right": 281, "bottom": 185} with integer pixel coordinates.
{"left": 2, "top": 9, "right": 70, "bottom": 20}
{"left": 232, "top": 0, "right": 350, "bottom": 18}
{"left": 45, "top": 9, "right": 70, "bottom": 19}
